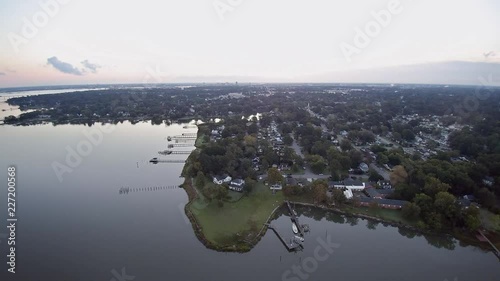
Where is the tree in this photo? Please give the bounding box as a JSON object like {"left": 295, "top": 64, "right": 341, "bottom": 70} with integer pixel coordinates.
{"left": 413, "top": 193, "right": 433, "bottom": 217}
{"left": 244, "top": 177, "right": 257, "bottom": 194}
{"left": 402, "top": 202, "right": 421, "bottom": 220}
{"left": 283, "top": 134, "right": 293, "bottom": 146}
{"left": 340, "top": 139, "right": 353, "bottom": 151}
{"left": 195, "top": 171, "right": 205, "bottom": 189}
{"left": 390, "top": 165, "right": 408, "bottom": 185}
{"left": 477, "top": 188, "right": 496, "bottom": 209}
{"left": 332, "top": 189, "right": 347, "bottom": 205}
{"left": 424, "top": 177, "right": 451, "bottom": 198}
{"left": 267, "top": 167, "right": 283, "bottom": 185}
{"left": 463, "top": 206, "right": 481, "bottom": 231}
{"left": 312, "top": 181, "right": 328, "bottom": 204}
{"left": 434, "top": 192, "right": 457, "bottom": 221}
{"left": 369, "top": 169, "right": 384, "bottom": 182}
{"left": 402, "top": 129, "right": 415, "bottom": 142}
{"left": 214, "top": 185, "right": 230, "bottom": 207}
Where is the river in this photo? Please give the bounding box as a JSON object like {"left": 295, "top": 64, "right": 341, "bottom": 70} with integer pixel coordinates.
{"left": 0, "top": 122, "right": 498, "bottom": 281}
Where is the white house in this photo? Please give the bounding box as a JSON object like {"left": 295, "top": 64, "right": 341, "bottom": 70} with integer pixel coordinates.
{"left": 270, "top": 184, "right": 283, "bottom": 190}
{"left": 213, "top": 175, "right": 232, "bottom": 185}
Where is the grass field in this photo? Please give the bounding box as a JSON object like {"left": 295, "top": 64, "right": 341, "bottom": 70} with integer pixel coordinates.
{"left": 344, "top": 205, "right": 416, "bottom": 226}
{"left": 480, "top": 208, "right": 500, "bottom": 232}
{"left": 189, "top": 182, "right": 284, "bottom": 245}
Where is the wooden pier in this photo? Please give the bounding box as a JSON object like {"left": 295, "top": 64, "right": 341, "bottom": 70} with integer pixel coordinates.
{"left": 478, "top": 230, "right": 500, "bottom": 261}
{"left": 170, "top": 135, "right": 197, "bottom": 140}
{"left": 149, "top": 158, "right": 186, "bottom": 164}
{"left": 119, "top": 185, "right": 180, "bottom": 194}
{"left": 168, "top": 143, "right": 193, "bottom": 148}
{"left": 286, "top": 201, "right": 305, "bottom": 236}
{"left": 158, "top": 150, "right": 192, "bottom": 155}
{"left": 266, "top": 224, "right": 303, "bottom": 252}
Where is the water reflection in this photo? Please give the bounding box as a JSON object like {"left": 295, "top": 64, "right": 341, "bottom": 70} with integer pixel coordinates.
{"left": 290, "top": 206, "right": 461, "bottom": 251}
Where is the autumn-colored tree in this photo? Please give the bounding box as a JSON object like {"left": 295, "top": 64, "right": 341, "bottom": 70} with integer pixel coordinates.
{"left": 267, "top": 167, "right": 283, "bottom": 185}
{"left": 312, "top": 181, "right": 328, "bottom": 204}
{"left": 390, "top": 165, "right": 408, "bottom": 186}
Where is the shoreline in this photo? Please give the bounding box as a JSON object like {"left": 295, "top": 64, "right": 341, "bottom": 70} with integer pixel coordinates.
{"left": 182, "top": 176, "right": 499, "bottom": 254}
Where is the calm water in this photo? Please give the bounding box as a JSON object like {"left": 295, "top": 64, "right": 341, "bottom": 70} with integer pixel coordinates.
{"left": 0, "top": 122, "right": 498, "bottom": 281}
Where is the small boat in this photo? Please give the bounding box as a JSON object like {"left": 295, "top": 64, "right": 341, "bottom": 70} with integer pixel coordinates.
{"left": 167, "top": 136, "right": 172, "bottom": 141}
{"left": 294, "top": 235, "right": 305, "bottom": 242}
{"left": 292, "top": 223, "right": 298, "bottom": 234}
{"left": 149, "top": 157, "right": 159, "bottom": 163}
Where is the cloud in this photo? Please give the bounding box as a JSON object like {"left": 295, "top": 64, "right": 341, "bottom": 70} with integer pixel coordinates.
{"left": 47, "top": 56, "right": 83, "bottom": 75}
{"left": 81, "top": 60, "right": 101, "bottom": 73}
{"left": 0, "top": 72, "right": 5, "bottom": 76}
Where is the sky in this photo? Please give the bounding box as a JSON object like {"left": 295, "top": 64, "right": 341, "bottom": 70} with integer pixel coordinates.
{"left": 0, "top": 0, "right": 499, "bottom": 87}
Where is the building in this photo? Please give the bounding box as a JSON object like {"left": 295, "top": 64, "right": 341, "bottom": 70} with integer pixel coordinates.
{"left": 359, "top": 163, "right": 369, "bottom": 173}
{"left": 358, "top": 197, "right": 408, "bottom": 210}
{"left": 328, "top": 179, "right": 365, "bottom": 190}
{"left": 377, "top": 180, "right": 392, "bottom": 189}
{"left": 213, "top": 174, "right": 232, "bottom": 185}
{"left": 364, "top": 188, "right": 383, "bottom": 199}
{"left": 270, "top": 184, "right": 283, "bottom": 190}
{"left": 229, "top": 179, "right": 245, "bottom": 192}
{"left": 483, "top": 176, "right": 495, "bottom": 187}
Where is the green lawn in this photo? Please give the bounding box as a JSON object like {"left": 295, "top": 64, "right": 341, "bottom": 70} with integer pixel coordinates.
{"left": 344, "top": 205, "right": 416, "bottom": 226}
{"left": 480, "top": 208, "right": 500, "bottom": 232}
{"left": 189, "top": 182, "right": 284, "bottom": 245}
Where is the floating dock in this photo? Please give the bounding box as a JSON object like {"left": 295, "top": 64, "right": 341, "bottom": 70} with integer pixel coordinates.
{"left": 478, "top": 230, "right": 500, "bottom": 261}
{"left": 266, "top": 224, "right": 303, "bottom": 252}
{"left": 286, "top": 201, "right": 305, "bottom": 236}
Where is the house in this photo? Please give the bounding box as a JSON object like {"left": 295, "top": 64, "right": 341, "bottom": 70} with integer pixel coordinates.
{"left": 483, "top": 176, "right": 495, "bottom": 187}
{"left": 364, "top": 188, "right": 383, "bottom": 199}
{"left": 213, "top": 175, "right": 224, "bottom": 185}
{"left": 286, "top": 177, "right": 297, "bottom": 186}
{"left": 375, "top": 189, "right": 394, "bottom": 198}
{"left": 358, "top": 197, "right": 408, "bottom": 209}
{"left": 213, "top": 174, "right": 232, "bottom": 185}
{"left": 270, "top": 184, "right": 283, "bottom": 190}
{"left": 343, "top": 188, "right": 353, "bottom": 199}
{"left": 229, "top": 179, "right": 245, "bottom": 192}
{"left": 359, "top": 163, "right": 369, "bottom": 173}
{"left": 377, "top": 180, "right": 392, "bottom": 189}
{"left": 328, "top": 179, "right": 366, "bottom": 191}
{"left": 343, "top": 179, "right": 366, "bottom": 190}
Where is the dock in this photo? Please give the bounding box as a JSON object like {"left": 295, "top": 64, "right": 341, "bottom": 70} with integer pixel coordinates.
{"left": 286, "top": 201, "right": 305, "bottom": 236}
{"left": 168, "top": 143, "right": 193, "bottom": 148}
{"left": 150, "top": 158, "right": 186, "bottom": 164}
{"left": 266, "top": 224, "right": 303, "bottom": 252}
{"left": 478, "top": 230, "right": 500, "bottom": 261}
{"left": 169, "top": 135, "right": 197, "bottom": 140}
{"left": 158, "top": 150, "right": 192, "bottom": 155}
{"left": 119, "top": 186, "right": 180, "bottom": 194}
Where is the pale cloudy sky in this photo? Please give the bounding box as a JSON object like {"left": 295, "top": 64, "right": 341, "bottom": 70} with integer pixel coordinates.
{"left": 0, "top": 0, "right": 499, "bottom": 87}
